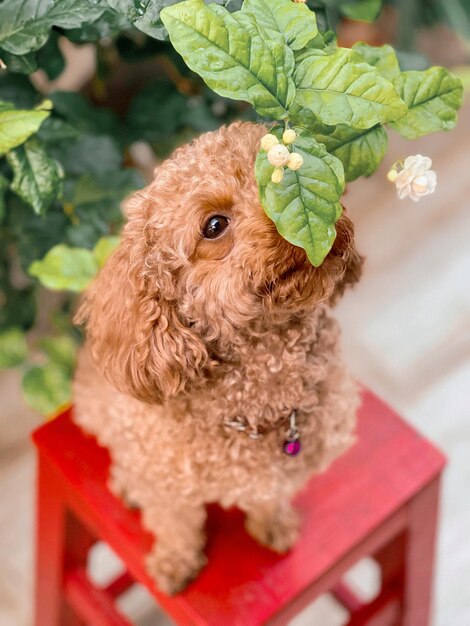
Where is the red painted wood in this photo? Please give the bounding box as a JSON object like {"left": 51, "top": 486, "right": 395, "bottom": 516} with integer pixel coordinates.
{"left": 63, "top": 513, "right": 97, "bottom": 625}
{"left": 64, "top": 567, "right": 132, "bottom": 626}
{"left": 402, "top": 478, "right": 441, "bottom": 626}
{"left": 346, "top": 585, "right": 402, "bottom": 626}
{"left": 266, "top": 508, "right": 408, "bottom": 626}
{"left": 105, "top": 571, "right": 135, "bottom": 599}
{"left": 332, "top": 581, "right": 365, "bottom": 612}
{"left": 32, "top": 389, "right": 445, "bottom": 626}
{"left": 374, "top": 531, "right": 406, "bottom": 625}
{"left": 34, "top": 455, "right": 68, "bottom": 626}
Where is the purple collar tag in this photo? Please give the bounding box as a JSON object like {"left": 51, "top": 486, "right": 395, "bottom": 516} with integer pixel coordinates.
{"left": 283, "top": 410, "right": 301, "bottom": 456}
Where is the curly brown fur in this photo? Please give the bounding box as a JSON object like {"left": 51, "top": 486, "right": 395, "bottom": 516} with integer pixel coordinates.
{"left": 73, "top": 122, "right": 363, "bottom": 594}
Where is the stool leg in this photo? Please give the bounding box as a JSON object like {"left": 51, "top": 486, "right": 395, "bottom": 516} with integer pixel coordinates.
{"left": 34, "top": 454, "right": 68, "bottom": 626}
{"left": 63, "top": 513, "right": 96, "bottom": 625}
{"left": 374, "top": 533, "right": 406, "bottom": 626}
{"left": 402, "top": 477, "right": 441, "bottom": 626}
{"left": 34, "top": 455, "right": 96, "bottom": 626}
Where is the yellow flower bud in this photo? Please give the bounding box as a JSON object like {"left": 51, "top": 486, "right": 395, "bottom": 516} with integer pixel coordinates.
{"left": 387, "top": 168, "right": 398, "bottom": 182}
{"left": 282, "top": 128, "right": 297, "bottom": 144}
{"left": 267, "top": 144, "right": 290, "bottom": 167}
{"left": 271, "top": 167, "right": 284, "bottom": 184}
{"left": 260, "top": 133, "right": 279, "bottom": 151}
{"left": 287, "top": 152, "right": 304, "bottom": 171}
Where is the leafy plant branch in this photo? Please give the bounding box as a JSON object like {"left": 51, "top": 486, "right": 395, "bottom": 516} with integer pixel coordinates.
{"left": 0, "top": 0, "right": 464, "bottom": 414}
{"left": 161, "top": 0, "right": 462, "bottom": 266}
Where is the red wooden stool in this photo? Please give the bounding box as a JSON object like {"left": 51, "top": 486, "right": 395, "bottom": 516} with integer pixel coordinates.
{"left": 32, "top": 389, "right": 445, "bottom": 626}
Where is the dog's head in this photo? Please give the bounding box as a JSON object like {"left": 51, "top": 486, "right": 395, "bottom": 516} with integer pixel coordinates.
{"left": 77, "top": 122, "right": 362, "bottom": 403}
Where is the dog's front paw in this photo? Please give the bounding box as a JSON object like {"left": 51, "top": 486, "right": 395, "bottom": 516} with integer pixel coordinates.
{"left": 245, "top": 506, "right": 300, "bottom": 554}
{"left": 146, "top": 546, "right": 207, "bottom": 595}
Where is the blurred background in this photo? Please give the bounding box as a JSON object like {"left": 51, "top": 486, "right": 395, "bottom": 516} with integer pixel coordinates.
{"left": 0, "top": 1, "right": 469, "bottom": 624}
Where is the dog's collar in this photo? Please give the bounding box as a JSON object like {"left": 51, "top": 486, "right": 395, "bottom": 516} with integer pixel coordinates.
{"left": 222, "top": 409, "right": 301, "bottom": 456}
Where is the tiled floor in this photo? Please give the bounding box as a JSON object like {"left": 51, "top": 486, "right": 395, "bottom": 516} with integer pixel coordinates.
{"left": 1, "top": 101, "right": 469, "bottom": 625}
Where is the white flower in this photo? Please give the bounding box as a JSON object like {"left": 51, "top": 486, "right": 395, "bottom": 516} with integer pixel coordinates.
{"left": 267, "top": 144, "right": 290, "bottom": 167}
{"left": 260, "top": 133, "right": 279, "bottom": 151}
{"left": 282, "top": 128, "right": 297, "bottom": 144}
{"left": 287, "top": 152, "right": 303, "bottom": 171}
{"left": 392, "top": 154, "right": 437, "bottom": 202}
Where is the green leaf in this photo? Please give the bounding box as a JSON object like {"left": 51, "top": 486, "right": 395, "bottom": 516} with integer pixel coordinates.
{"left": 126, "top": 80, "right": 188, "bottom": 142}
{"left": 0, "top": 285, "right": 36, "bottom": 332}
{"left": 255, "top": 128, "right": 344, "bottom": 267}
{"left": 48, "top": 135, "right": 122, "bottom": 176}
{"left": 6, "top": 195, "right": 69, "bottom": 272}
{"left": 338, "top": 0, "right": 383, "bottom": 22}
{"left": 29, "top": 244, "right": 98, "bottom": 292}
{"left": 49, "top": 91, "right": 121, "bottom": 137}
{"left": 352, "top": 42, "right": 400, "bottom": 81}
{"left": 0, "top": 0, "right": 108, "bottom": 55}
{"left": 6, "top": 138, "right": 63, "bottom": 215}
{"left": 389, "top": 67, "right": 463, "bottom": 139}
{"left": 37, "top": 118, "right": 82, "bottom": 145}
{"left": 0, "top": 174, "right": 8, "bottom": 221}
{"left": 0, "top": 72, "right": 39, "bottom": 108}
{"left": 105, "top": 0, "right": 180, "bottom": 40}
{"left": 66, "top": 223, "right": 106, "bottom": 250}
{"left": 38, "top": 335, "right": 77, "bottom": 374}
{"left": 242, "top": 0, "right": 317, "bottom": 51}
{"left": 0, "top": 49, "right": 38, "bottom": 74}
{"left": 22, "top": 361, "right": 72, "bottom": 416}
{"left": 93, "top": 236, "right": 120, "bottom": 267}
{"left": 1, "top": 32, "right": 65, "bottom": 78}
{"left": 0, "top": 327, "right": 28, "bottom": 368}
{"left": 224, "top": 0, "right": 244, "bottom": 11}
{"left": 63, "top": 170, "right": 143, "bottom": 250}
{"left": 65, "top": 9, "right": 130, "bottom": 42}
{"left": 293, "top": 47, "right": 407, "bottom": 129}
{"left": 35, "top": 32, "right": 66, "bottom": 80}
{"left": 0, "top": 224, "right": 38, "bottom": 331}
{"left": 312, "top": 121, "right": 388, "bottom": 182}
{"left": 68, "top": 169, "right": 144, "bottom": 208}
{"left": 0, "top": 100, "right": 50, "bottom": 155}
{"left": 161, "top": 0, "right": 295, "bottom": 119}
{"left": 293, "top": 30, "right": 337, "bottom": 65}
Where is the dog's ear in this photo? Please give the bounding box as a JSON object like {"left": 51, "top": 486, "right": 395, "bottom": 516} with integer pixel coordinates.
{"left": 319, "top": 210, "right": 364, "bottom": 305}
{"left": 74, "top": 196, "right": 209, "bottom": 404}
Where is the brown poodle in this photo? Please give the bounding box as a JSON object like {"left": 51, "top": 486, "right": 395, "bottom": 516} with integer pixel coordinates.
{"left": 73, "top": 122, "right": 363, "bottom": 594}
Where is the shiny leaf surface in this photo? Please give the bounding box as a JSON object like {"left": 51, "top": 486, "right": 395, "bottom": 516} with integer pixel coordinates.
{"left": 242, "top": 0, "right": 317, "bottom": 50}
{"left": 0, "top": 100, "right": 50, "bottom": 155}
{"left": 293, "top": 47, "right": 407, "bottom": 129}
{"left": 6, "top": 138, "right": 63, "bottom": 215}
{"left": 312, "top": 121, "right": 388, "bottom": 181}
{"left": 352, "top": 42, "right": 400, "bottom": 81}
{"left": 389, "top": 67, "right": 463, "bottom": 139}
{"left": 255, "top": 128, "right": 344, "bottom": 266}
{"left": 161, "top": 0, "right": 295, "bottom": 119}
{"left": 0, "top": 0, "right": 108, "bottom": 54}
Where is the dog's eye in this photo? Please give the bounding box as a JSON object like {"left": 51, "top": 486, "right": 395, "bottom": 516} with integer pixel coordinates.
{"left": 202, "top": 215, "right": 230, "bottom": 239}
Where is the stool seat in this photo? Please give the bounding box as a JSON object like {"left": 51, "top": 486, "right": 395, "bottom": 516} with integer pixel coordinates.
{"left": 32, "top": 389, "right": 446, "bottom": 626}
